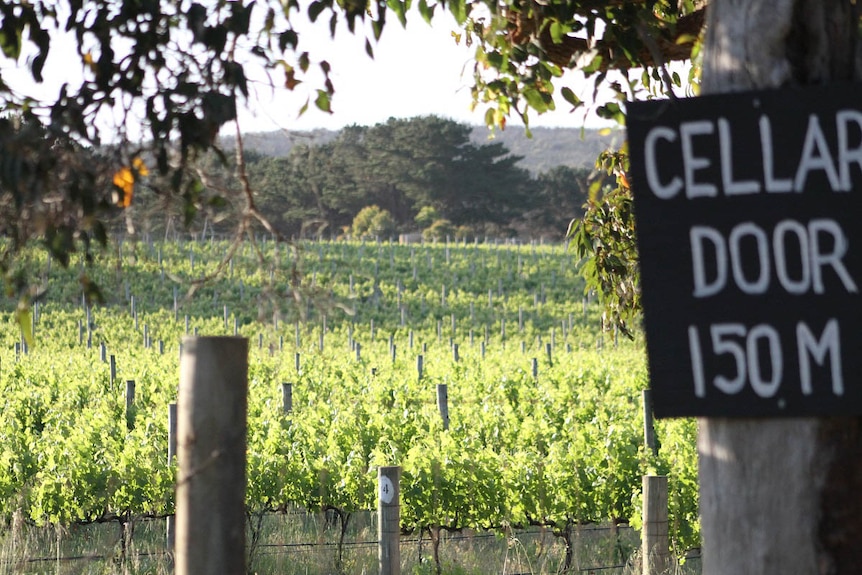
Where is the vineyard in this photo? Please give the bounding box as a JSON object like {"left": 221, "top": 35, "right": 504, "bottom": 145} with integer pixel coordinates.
{"left": 0, "top": 236, "right": 698, "bottom": 573}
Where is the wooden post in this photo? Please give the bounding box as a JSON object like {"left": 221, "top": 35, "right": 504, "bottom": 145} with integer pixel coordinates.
{"left": 436, "top": 384, "right": 449, "bottom": 430}
{"left": 378, "top": 466, "right": 401, "bottom": 575}
{"left": 176, "top": 337, "right": 248, "bottom": 575}
{"left": 642, "top": 475, "right": 669, "bottom": 575}
{"left": 125, "top": 380, "right": 135, "bottom": 430}
{"left": 697, "top": 4, "right": 862, "bottom": 574}
{"left": 282, "top": 382, "right": 292, "bottom": 414}
{"left": 643, "top": 390, "right": 657, "bottom": 456}
{"left": 167, "top": 403, "right": 177, "bottom": 551}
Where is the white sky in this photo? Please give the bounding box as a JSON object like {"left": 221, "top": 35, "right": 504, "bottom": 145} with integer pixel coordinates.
{"left": 237, "top": 10, "right": 609, "bottom": 134}
{"left": 0, "top": 6, "right": 615, "bottom": 138}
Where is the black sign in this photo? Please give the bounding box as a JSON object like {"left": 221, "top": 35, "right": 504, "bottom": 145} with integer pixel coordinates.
{"left": 628, "top": 85, "right": 862, "bottom": 417}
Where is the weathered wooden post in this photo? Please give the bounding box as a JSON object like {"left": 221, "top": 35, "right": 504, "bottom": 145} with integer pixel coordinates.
{"left": 642, "top": 476, "right": 669, "bottom": 575}
{"left": 125, "top": 380, "right": 135, "bottom": 430}
{"left": 627, "top": 3, "right": 862, "bottom": 571}
{"left": 282, "top": 382, "right": 293, "bottom": 414}
{"left": 167, "top": 403, "right": 177, "bottom": 551}
{"left": 436, "top": 384, "right": 449, "bottom": 430}
{"left": 176, "top": 337, "right": 248, "bottom": 575}
{"left": 378, "top": 466, "right": 401, "bottom": 575}
{"left": 643, "top": 390, "right": 657, "bottom": 456}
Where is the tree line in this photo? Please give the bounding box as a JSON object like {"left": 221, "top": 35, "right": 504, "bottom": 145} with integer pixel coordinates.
{"left": 145, "top": 116, "right": 602, "bottom": 242}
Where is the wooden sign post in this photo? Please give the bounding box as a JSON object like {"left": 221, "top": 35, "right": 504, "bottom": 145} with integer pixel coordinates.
{"left": 176, "top": 337, "right": 248, "bottom": 575}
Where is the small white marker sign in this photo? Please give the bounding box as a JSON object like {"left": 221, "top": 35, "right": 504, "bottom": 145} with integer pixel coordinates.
{"left": 379, "top": 475, "right": 395, "bottom": 504}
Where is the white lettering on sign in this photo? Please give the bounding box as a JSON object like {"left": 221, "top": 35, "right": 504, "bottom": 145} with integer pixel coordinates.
{"left": 680, "top": 121, "right": 718, "bottom": 198}
{"left": 689, "top": 319, "right": 844, "bottom": 399}
{"left": 644, "top": 127, "right": 682, "bottom": 199}
{"left": 797, "top": 319, "right": 844, "bottom": 396}
{"left": 690, "top": 219, "right": 858, "bottom": 297}
{"left": 718, "top": 118, "right": 760, "bottom": 195}
{"left": 643, "top": 109, "right": 862, "bottom": 198}
{"left": 836, "top": 110, "right": 862, "bottom": 191}
{"left": 759, "top": 115, "right": 793, "bottom": 193}
{"left": 794, "top": 115, "right": 842, "bottom": 192}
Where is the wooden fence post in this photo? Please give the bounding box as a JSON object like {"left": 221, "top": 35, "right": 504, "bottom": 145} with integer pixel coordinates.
{"left": 282, "top": 382, "right": 293, "bottom": 414}
{"left": 436, "top": 384, "right": 449, "bottom": 430}
{"left": 378, "top": 466, "right": 401, "bottom": 575}
{"left": 642, "top": 475, "right": 670, "bottom": 575}
{"left": 125, "top": 380, "right": 136, "bottom": 430}
{"left": 167, "top": 403, "right": 177, "bottom": 551}
{"left": 176, "top": 337, "right": 248, "bottom": 575}
{"left": 643, "top": 390, "right": 657, "bottom": 455}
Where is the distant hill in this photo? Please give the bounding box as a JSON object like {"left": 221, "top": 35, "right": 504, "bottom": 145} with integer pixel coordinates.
{"left": 469, "top": 125, "right": 622, "bottom": 174}
{"left": 225, "top": 124, "right": 622, "bottom": 174}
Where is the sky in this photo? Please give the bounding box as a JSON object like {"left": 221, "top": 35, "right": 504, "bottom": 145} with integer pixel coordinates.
{"left": 0, "top": 5, "right": 614, "bottom": 138}
{"left": 236, "top": 10, "right": 607, "bottom": 134}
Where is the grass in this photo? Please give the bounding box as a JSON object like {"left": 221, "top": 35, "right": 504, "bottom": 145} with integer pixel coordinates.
{"left": 0, "top": 512, "right": 171, "bottom": 575}
{"left": 0, "top": 509, "right": 701, "bottom": 575}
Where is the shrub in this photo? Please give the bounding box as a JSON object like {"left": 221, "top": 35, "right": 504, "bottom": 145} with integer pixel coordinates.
{"left": 351, "top": 206, "right": 396, "bottom": 240}
{"left": 422, "top": 219, "right": 454, "bottom": 242}
{"left": 414, "top": 206, "right": 440, "bottom": 229}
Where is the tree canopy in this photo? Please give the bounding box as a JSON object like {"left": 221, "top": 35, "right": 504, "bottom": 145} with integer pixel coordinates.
{"left": 183, "top": 116, "right": 582, "bottom": 240}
